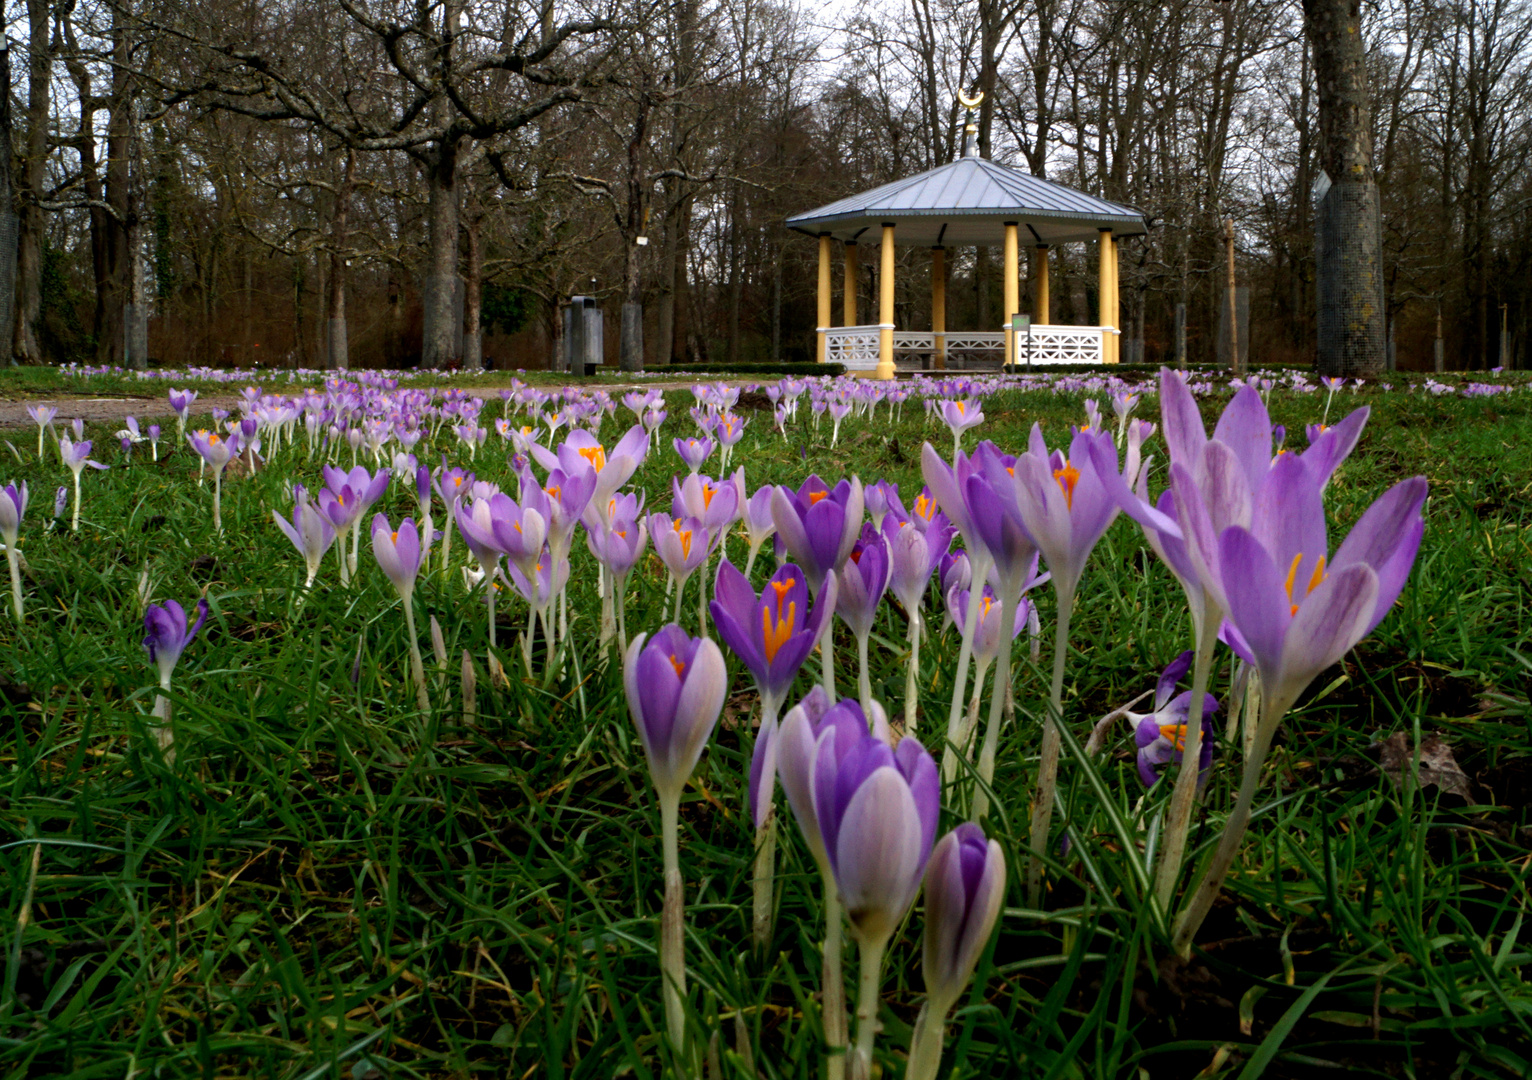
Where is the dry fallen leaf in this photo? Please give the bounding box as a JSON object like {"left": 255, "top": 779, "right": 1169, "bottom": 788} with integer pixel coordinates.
{"left": 1377, "top": 731, "right": 1474, "bottom": 801}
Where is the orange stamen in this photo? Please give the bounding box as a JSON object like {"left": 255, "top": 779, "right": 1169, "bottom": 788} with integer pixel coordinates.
{"left": 1158, "top": 723, "right": 1188, "bottom": 752}
{"left": 669, "top": 654, "right": 686, "bottom": 678}
{"left": 579, "top": 445, "right": 606, "bottom": 471}
{"left": 761, "top": 599, "right": 797, "bottom": 663}
{"left": 1054, "top": 460, "right": 1081, "bottom": 509}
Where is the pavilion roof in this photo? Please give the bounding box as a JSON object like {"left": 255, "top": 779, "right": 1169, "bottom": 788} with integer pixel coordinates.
{"left": 785, "top": 155, "right": 1148, "bottom": 247}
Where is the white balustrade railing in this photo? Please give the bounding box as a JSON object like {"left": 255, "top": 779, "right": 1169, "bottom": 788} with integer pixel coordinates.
{"left": 822, "top": 325, "right": 883, "bottom": 370}
{"left": 823, "top": 324, "right": 1108, "bottom": 369}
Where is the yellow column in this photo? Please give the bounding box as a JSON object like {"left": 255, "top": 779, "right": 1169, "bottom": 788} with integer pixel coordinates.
{"left": 843, "top": 242, "right": 858, "bottom": 327}
{"left": 931, "top": 247, "right": 946, "bottom": 371}
{"left": 1003, "top": 222, "right": 1019, "bottom": 367}
{"left": 817, "top": 234, "right": 832, "bottom": 363}
{"left": 1109, "top": 233, "right": 1120, "bottom": 364}
{"left": 1032, "top": 246, "right": 1051, "bottom": 325}
{"left": 876, "top": 223, "right": 896, "bottom": 380}
{"left": 1099, "top": 229, "right": 1116, "bottom": 364}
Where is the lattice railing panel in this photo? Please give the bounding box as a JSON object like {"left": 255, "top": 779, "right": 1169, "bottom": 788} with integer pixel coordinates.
{"left": 823, "top": 326, "right": 881, "bottom": 370}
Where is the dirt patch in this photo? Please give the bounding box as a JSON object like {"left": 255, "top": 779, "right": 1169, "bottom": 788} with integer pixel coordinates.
{"left": 0, "top": 394, "right": 245, "bottom": 430}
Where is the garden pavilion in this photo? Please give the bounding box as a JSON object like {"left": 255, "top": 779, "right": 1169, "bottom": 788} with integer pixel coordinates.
{"left": 785, "top": 151, "right": 1149, "bottom": 379}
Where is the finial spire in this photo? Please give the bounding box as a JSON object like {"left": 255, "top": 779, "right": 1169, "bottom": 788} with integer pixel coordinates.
{"left": 958, "top": 89, "right": 984, "bottom": 157}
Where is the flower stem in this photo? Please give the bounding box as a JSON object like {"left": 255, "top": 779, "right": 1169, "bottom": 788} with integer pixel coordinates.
{"left": 906, "top": 998, "right": 955, "bottom": 1080}
{"left": 71, "top": 473, "right": 81, "bottom": 532}
{"left": 973, "top": 589, "right": 1019, "bottom": 823}
{"left": 1152, "top": 606, "right": 1219, "bottom": 910}
{"left": 1026, "top": 588, "right": 1073, "bottom": 907}
{"left": 213, "top": 471, "right": 223, "bottom": 534}
{"left": 903, "top": 612, "right": 922, "bottom": 735}
{"left": 523, "top": 592, "right": 536, "bottom": 676}
{"left": 752, "top": 808, "right": 777, "bottom": 955}
{"left": 849, "top": 934, "right": 887, "bottom": 1080}
{"left": 403, "top": 598, "right": 430, "bottom": 713}
{"left": 942, "top": 550, "right": 993, "bottom": 784}
{"left": 856, "top": 633, "right": 871, "bottom": 718}
{"left": 660, "top": 794, "right": 688, "bottom": 1061}
{"left": 6, "top": 545, "right": 22, "bottom": 623}
{"left": 1172, "top": 699, "right": 1283, "bottom": 955}
{"left": 152, "top": 672, "right": 176, "bottom": 766}
{"left": 821, "top": 874, "right": 848, "bottom": 1080}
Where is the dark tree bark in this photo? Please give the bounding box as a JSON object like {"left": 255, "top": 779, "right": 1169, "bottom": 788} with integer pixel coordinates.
{"left": 0, "top": 37, "right": 17, "bottom": 361}
{"left": 13, "top": 0, "right": 50, "bottom": 364}
{"left": 1304, "top": 0, "right": 1385, "bottom": 377}
{"left": 462, "top": 189, "right": 483, "bottom": 371}
{"left": 327, "top": 149, "right": 353, "bottom": 370}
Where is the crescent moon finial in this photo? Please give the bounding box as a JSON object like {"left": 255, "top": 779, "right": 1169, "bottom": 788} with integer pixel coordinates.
{"left": 958, "top": 89, "right": 984, "bottom": 109}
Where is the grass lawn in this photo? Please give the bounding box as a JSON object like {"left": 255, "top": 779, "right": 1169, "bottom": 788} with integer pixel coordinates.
{"left": 0, "top": 365, "right": 1529, "bottom": 1078}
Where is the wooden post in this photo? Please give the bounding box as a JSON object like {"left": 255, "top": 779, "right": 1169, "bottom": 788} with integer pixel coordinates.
{"left": 1003, "top": 222, "right": 1019, "bottom": 367}
{"left": 1032, "top": 245, "right": 1050, "bottom": 325}
{"left": 1098, "top": 229, "right": 1114, "bottom": 364}
{"left": 931, "top": 246, "right": 946, "bottom": 371}
{"left": 876, "top": 223, "right": 896, "bottom": 380}
{"left": 1225, "top": 217, "right": 1240, "bottom": 374}
{"left": 843, "top": 242, "right": 858, "bottom": 327}
{"left": 817, "top": 234, "right": 832, "bottom": 363}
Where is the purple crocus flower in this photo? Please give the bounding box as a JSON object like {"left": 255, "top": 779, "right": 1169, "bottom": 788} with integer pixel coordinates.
{"left": 770, "top": 475, "right": 864, "bottom": 596}
{"left": 939, "top": 398, "right": 985, "bottom": 455}
{"left": 1, "top": 481, "right": 27, "bottom": 621}
{"left": 60, "top": 435, "right": 110, "bottom": 532}
{"left": 674, "top": 435, "right": 714, "bottom": 474}
{"left": 740, "top": 486, "right": 778, "bottom": 577}
{"left": 921, "top": 823, "right": 1006, "bottom": 1009}
{"left": 1218, "top": 457, "right": 1427, "bottom": 723}
{"left": 812, "top": 723, "right": 939, "bottom": 945}
{"left": 650, "top": 513, "right": 710, "bottom": 596}
{"left": 0, "top": 481, "right": 25, "bottom": 546}
{"left": 836, "top": 525, "right": 891, "bottom": 643}
{"left": 864, "top": 480, "right": 906, "bottom": 530}
{"left": 1010, "top": 426, "right": 1119, "bottom": 604}
{"left": 711, "top": 560, "right": 837, "bottom": 718}
{"left": 273, "top": 486, "right": 337, "bottom": 589}
{"left": 26, "top": 405, "right": 56, "bottom": 456}
{"left": 370, "top": 515, "right": 423, "bottom": 600}
{"left": 945, "top": 583, "right": 1034, "bottom": 665}
{"left": 884, "top": 515, "right": 953, "bottom": 623}
{"left": 1131, "top": 651, "right": 1219, "bottom": 787}
{"left": 144, "top": 599, "right": 209, "bottom": 685}
{"left": 776, "top": 693, "right": 875, "bottom": 869}
{"left": 672, "top": 472, "right": 739, "bottom": 535}
{"left": 624, "top": 625, "right": 730, "bottom": 804}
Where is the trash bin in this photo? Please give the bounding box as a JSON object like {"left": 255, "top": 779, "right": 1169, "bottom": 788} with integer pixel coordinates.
{"left": 564, "top": 296, "right": 604, "bottom": 376}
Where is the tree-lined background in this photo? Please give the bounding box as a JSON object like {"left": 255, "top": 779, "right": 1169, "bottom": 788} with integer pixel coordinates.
{"left": 4, "top": 0, "right": 1528, "bottom": 372}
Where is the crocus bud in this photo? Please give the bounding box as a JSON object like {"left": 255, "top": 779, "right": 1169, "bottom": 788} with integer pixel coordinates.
{"left": 624, "top": 626, "right": 729, "bottom": 805}
{"left": 0, "top": 482, "right": 26, "bottom": 544}
{"left": 922, "top": 823, "right": 1005, "bottom": 1008}
{"left": 143, "top": 599, "right": 209, "bottom": 684}
{"left": 813, "top": 725, "right": 938, "bottom": 945}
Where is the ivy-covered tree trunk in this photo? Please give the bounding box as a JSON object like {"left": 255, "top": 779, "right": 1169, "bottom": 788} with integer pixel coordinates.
{"left": 1304, "top": 0, "right": 1385, "bottom": 377}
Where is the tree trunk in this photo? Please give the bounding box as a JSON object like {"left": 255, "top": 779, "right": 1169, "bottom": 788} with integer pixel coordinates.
{"left": 421, "top": 138, "right": 461, "bottom": 369}
{"left": 13, "top": 0, "right": 50, "bottom": 364}
{"left": 671, "top": 195, "right": 693, "bottom": 362}
{"left": 726, "top": 181, "right": 742, "bottom": 365}
{"left": 0, "top": 39, "right": 17, "bottom": 362}
{"left": 327, "top": 149, "right": 353, "bottom": 370}
{"left": 463, "top": 203, "right": 483, "bottom": 371}
{"left": 1304, "top": 0, "right": 1384, "bottom": 377}
{"left": 98, "top": 5, "right": 133, "bottom": 366}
